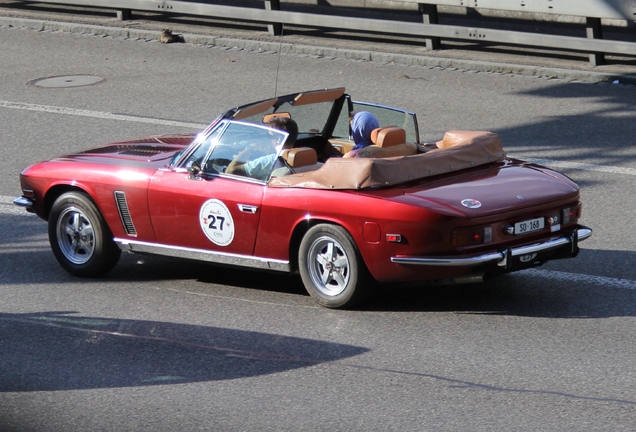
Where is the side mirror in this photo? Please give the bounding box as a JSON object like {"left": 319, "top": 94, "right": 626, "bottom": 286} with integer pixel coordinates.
{"left": 186, "top": 160, "right": 202, "bottom": 177}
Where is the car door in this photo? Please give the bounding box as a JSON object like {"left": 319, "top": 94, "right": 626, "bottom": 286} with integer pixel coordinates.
{"left": 147, "top": 121, "right": 287, "bottom": 256}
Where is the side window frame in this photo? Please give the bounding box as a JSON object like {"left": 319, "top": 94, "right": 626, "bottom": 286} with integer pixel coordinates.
{"left": 350, "top": 101, "right": 421, "bottom": 144}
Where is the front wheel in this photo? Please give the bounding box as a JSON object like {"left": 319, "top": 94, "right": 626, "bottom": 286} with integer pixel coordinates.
{"left": 48, "top": 192, "right": 121, "bottom": 277}
{"left": 299, "top": 224, "right": 371, "bottom": 309}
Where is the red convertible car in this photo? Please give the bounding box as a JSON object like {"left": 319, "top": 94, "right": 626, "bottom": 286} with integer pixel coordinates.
{"left": 15, "top": 88, "right": 591, "bottom": 308}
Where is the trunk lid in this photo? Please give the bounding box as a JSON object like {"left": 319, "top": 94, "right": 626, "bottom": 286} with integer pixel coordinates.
{"left": 403, "top": 163, "right": 579, "bottom": 217}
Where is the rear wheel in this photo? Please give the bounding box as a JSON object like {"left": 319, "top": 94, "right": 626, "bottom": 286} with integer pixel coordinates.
{"left": 299, "top": 224, "right": 370, "bottom": 308}
{"left": 48, "top": 192, "right": 121, "bottom": 277}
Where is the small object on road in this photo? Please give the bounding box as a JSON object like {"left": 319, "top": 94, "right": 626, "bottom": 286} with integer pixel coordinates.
{"left": 160, "top": 29, "right": 185, "bottom": 44}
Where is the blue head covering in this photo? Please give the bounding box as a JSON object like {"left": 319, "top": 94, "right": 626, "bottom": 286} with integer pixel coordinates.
{"left": 351, "top": 111, "right": 379, "bottom": 149}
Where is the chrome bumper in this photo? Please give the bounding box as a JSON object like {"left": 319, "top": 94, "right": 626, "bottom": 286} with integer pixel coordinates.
{"left": 391, "top": 226, "right": 592, "bottom": 268}
{"left": 13, "top": 196, "right": 34, "bottom": 208}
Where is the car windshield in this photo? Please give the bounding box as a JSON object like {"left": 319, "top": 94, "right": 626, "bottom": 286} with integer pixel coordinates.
{"left": 239, "top": 100, "right": 335, "bottom": 135}
{"left": 173, "top": 89, "right": 420, "bottom": 169}
{"left": 238, "top": 96, "right": 419, "bottom": 143}
{"left": 182, "top": 120, "right": 288, "bottom": 181}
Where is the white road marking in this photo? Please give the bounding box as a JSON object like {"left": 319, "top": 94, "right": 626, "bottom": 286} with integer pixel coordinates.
{"left": 0, "top": 100, "right": 207, "bottom": 129}
{"left": 516, "top": 157, "right": 636, "bottom": 177}
{"left": 519, "top": 268, "right": 636, "bottom": 290}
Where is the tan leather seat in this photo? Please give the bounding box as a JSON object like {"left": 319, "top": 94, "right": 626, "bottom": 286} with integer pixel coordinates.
{"left": 285, "top": 147, "right": 318, "bottom": 167}
{"left": 348, "top": 127, "right": 417, "bottom": 159}
{"left": 271, "top": 147, "right": 323, "bottom": 177}
{"left": 370, "top": 127, "right": 407, "bottom": 148}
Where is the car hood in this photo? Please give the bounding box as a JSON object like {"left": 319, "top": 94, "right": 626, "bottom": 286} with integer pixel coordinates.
{"left": 402, "top": 163, "right": 579, "bottom": 217}
{"left": 53, "top": 134, "right": 195, "bottom": 168}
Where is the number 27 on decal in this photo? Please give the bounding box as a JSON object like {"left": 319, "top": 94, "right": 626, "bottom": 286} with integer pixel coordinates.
{"left": 207, "top": 215, "right": 225, "bottom": 230}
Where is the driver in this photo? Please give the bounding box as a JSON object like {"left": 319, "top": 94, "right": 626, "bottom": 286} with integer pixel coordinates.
{"left": 226, "top": 117, "right": 299, "bottom": 180}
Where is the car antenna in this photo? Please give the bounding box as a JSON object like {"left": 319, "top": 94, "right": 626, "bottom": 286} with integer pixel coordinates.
{"left": 274, "top": 23, "right": 284, "bottom": 97}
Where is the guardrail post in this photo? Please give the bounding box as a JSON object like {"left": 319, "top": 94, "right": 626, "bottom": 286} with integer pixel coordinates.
{"left": 419, "top": 3, "right": 440, "bottom": 50}
{"left": 586, "top": 17, "right": 605, "bottom": 66}
{"left": 265, "top": 0, "right": 283, "bottom": 36}
{"left": 116, "top": 9, "right": 132, "bottom": 20}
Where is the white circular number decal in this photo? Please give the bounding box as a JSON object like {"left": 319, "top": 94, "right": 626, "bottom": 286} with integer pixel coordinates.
{"left": 199, "top": 199, "right": 235, "bottom": 246}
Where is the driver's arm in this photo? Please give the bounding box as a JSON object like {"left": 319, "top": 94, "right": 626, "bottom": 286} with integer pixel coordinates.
{"left": 226, "top": 148, "right": 252, "bottom": 175}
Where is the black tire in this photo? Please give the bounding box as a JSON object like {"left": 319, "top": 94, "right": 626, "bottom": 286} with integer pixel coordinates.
{"left": 48, "top": 191, "right": 121, "bottom": 277}
{"left": 299, "top": 224, "right": 371, "bottom": 309}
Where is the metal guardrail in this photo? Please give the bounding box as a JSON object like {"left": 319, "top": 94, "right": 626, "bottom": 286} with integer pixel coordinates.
{"left": 18, "top": 0, "right": 636, "bottom": 66}
{"left": 411, "top": 0, "right": 636, "bottom": 20}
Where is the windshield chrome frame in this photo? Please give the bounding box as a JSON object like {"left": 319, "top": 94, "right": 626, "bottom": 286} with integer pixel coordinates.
{"left": 171, "top": 115, "right": 226, "bottom": 170}
{"left": 174, "top": 119, "right": 289, "bottom": 181}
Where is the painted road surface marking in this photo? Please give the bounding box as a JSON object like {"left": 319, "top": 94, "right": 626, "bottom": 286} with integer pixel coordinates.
{"left": 0, "top": 100, "right": 207, "bottom": 129}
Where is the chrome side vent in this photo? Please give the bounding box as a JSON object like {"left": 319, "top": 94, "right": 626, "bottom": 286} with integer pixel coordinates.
{"left": 114, "top": 191, "right": 137, "bottom": 236}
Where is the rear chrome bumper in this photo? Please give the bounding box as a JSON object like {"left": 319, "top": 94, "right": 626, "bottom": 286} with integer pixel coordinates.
{"left": 391, "top": 226, "right": 592, "bottom": 268}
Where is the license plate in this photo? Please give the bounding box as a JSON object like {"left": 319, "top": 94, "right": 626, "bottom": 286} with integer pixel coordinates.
{"left": 515, "top": 217, "right": 544, "bottom": 235}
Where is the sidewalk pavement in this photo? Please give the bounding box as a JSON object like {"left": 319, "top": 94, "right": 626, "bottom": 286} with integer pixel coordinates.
{"left": 1, "top": 0, "right": 636, "bottom": 85}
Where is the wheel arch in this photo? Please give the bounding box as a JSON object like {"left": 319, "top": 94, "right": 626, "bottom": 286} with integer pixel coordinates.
{"left": 47, "top": 187, "right": 122, "bottom": 277}
{"left": 288, "top": 217, "right": 355, "bottom": 273}
{"left": 43, "top": 185, "right": 96, "bottom": 221}
{"left": 296, "top": 220, "right": 373, "bottom": 309}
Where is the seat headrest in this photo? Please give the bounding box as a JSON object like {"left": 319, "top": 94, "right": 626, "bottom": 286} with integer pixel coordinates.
{"left": 285, "top": 147, "right": 318, "bottom": 167}
{"left": 370, "top": 127, "right": 407, "bottom": 148}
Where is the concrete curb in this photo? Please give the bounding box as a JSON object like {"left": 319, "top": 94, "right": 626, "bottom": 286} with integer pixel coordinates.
{"left": 3, "top": 16, "right": 636, "bottom": 85}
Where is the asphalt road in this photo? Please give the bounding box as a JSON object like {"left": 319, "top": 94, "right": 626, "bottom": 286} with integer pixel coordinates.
{"left": 1, "top": 25, "right": 636, "bottom": 431}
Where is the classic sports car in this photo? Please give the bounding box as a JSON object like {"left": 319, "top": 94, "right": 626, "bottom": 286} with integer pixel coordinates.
{"left": 15, "top": 88, "right": 591, "bottom": 308}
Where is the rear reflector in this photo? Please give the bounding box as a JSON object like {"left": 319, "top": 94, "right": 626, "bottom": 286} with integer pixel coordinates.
{"left": 451, "top": 227, "right": 492, "bottom": 247}
{"left": 386, "top": 234, "right": 402, "bottom": 243}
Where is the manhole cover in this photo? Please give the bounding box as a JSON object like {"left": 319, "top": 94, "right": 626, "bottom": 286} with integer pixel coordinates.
{"left": 28, "top": 75, "right": 106, "bottom": 88}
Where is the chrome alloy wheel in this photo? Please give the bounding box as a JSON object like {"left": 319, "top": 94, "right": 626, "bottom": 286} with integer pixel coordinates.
{"left": 56, "top": 206, "right": 96, "bottom": 265}
{"left": 306, "top": 235, "right": 351, "bottom": 297}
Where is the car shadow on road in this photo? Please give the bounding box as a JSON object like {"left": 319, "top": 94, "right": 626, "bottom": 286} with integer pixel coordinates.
{"left": 0, "top": 213, "right": 307, "bottom": 297}
{"left": 0, "top": 311, "right": 369, "bottom": 392}
{"left": 126, "top": 247, "right": 636, "bottom": 320}
{"left": 365, "top": 250, "right": 636, "bottom": 318}
{"left": 4, "top": 214, "right": 635, "bottom": 318}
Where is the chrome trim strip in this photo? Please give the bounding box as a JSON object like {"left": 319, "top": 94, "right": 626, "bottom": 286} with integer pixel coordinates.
{"left": 13, "top": 197, "right": 34, "bottom": 208}
{"left": 114, "top": 238, "right": 290, "bottom": 272}
{"left": 352, "top": 100, "right": 416, "bottom": 116}
{"left": 391, "top": 227, "right": 592, "bottom": 267}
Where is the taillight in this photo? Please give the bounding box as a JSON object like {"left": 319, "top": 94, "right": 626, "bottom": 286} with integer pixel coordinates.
{"left": 451, "top": 227, "right": 492, "bottom": 247}
{"left": 562, "top": 204, "right": 581, "bottom": 225}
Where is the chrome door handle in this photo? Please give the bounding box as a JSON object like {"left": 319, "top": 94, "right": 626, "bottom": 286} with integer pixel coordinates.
{"left": 238, "top": 204, "right": 258, "bottom": 214}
